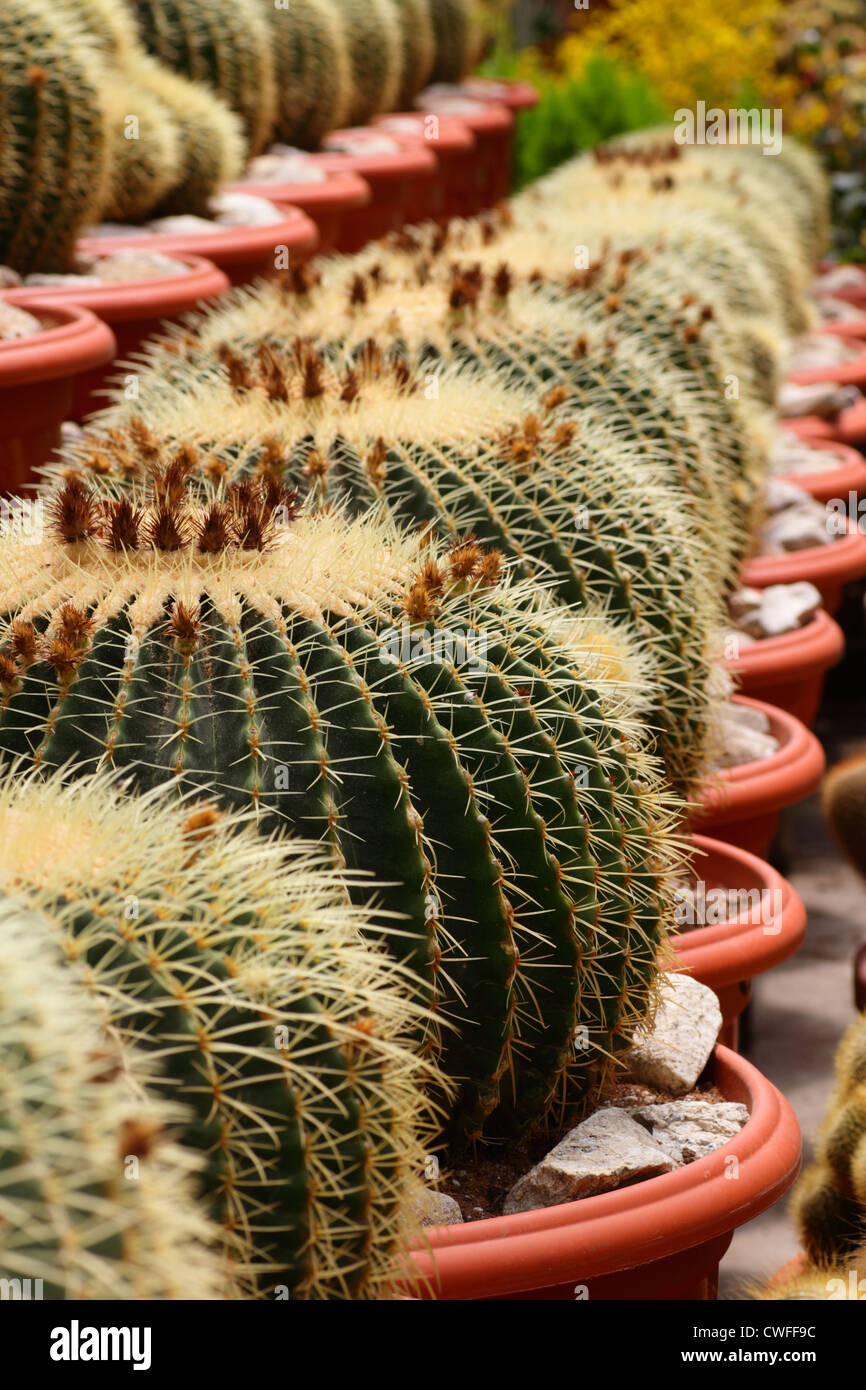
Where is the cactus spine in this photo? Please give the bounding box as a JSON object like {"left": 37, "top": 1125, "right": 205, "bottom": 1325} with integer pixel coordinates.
{"left": 0, "top": 899, "right": 229, "bottom": 1300}
{"left": 0, "top": 765, "right": 438, "bottom": 1297}
{"left": 0, "top": 479, "right": 682, "bottom": 1148}
{"left": 0, "top": 0, "right": 112, "bottom": 272}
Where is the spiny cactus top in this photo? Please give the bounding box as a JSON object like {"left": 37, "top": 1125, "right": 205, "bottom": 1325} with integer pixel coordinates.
{"left": 0, "top": 898, "right": 229, "bottom": 1300}
{"left": 0, "top": 766, "right": 438, "bottom": 1297}
{"left": 0, "top": 484, "right": 684, "bottom": 1146}
{"left": 59, "top": 347, "right": 725, "bottom": 796}
{"left": 78, "top": 236, "right": 762, "bottom": 587}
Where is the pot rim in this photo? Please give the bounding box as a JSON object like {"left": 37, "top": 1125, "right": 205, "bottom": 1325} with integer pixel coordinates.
{"left": 455, "top": 77, "right": 540, "bottom": 111}
{"left": 412, "top": 95, "right": 514, "bottom": 134}
{"left": 782, "top": 397, "right": 866, "bottom": 445}
{"left": 3, "top": 254, "right": 229, "bottom": 324}
{"left": 671, "top": 832, "right": 806, "bottom": 988}
{"left": 224, "top": 169, "right": 371, "bottom": 212}
{"left": 76, "top": 203, "right": 318, "bottom": 266}
{"left": 741, "top": 516, "right": 866, "bottom": 589}
{"left": 725, "top": 606, "right": 844, "bottom": 684}
{"left": 772, "top": 437, "right": 866, "bottom": 503}
{"left": 316, "top": 130, "right": 438, "bottom": 180}
{"left": 404, "top": 1045, "right": 800, "bottom": 1297}
{"left": 0, "top": 297, "right": 116, "bottom": 387}
{"left": 372, "top": 111, "right": 476, "bottom": 153}
{"left": 693, "top": 695, "right": 824, "bottom": 826}
{"left": 788, "top": 349, "right": 866, "bottom": 387}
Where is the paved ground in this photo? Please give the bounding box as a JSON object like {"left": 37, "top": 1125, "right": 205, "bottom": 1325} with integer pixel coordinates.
{"left": 718, "top": 593, "right": 866, "bottom": 1299}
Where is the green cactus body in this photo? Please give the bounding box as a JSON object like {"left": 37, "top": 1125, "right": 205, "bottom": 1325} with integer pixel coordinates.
{"left": 128, "top": 55, "right": 245, "bottom": 218}
{"left": 0, "top": 898, "right": 228, "bottom": 1299}
{"left": 99, "top": 73, "right": 182, "bottom": 223}
{"left": 131, "top": 0, "right": 276, "bottom": 155}
{"left": 0, "top": 481, "right": 682, "bottom": 1146}
{"left": 0, "top": 0, "right": 112, "bottom": 272}
{"left": 262, "top": 0, "right": 353, "bottom": 148}
{"left": 0, "top": 765, "right": 438, "bottom": 1297}
{"left": 61, "top": 344, "right": 722, "bottom": 797}
{"left": 333, "top": 0, "right": 403, "bottom": 126}
{"left": 792, "top": 1162, "right": 866, "bottom": 1266}
{"left": 823, "top": 757, "right": 866, "bottom": 883}
{"left": 392, "top": 0, "right": 436, "bottom": 108}
{"left": 425, "top": 0, "right": 477, "bottom": 83}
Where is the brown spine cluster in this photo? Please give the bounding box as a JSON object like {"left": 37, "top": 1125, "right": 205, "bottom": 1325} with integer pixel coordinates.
{"left": 48, "top": 473, "right": 302, "bottom": 556}
{"left": 402, "top": 540, "right": 504, "bottom": 623}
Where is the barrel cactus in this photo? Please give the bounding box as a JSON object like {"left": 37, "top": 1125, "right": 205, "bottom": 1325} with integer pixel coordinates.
{"left": 332, "top": 0, "right": 403, "bottom": 126}
{"left": 391, "top": 0, "right": 436, "bottom": 108}
{"left": 792, "top": 1014, "right": 866, "bottom": 1266}
{"left": 425, "top": 0, "right": 482, "bottom": 83}
{"left": 261, "top": 0, "right": 353, "bottom": 148}
{"left": 0, "top": 763, "right": 439, "bottom": 1296}
{"left": 0, "top": 898, "right": 228, "bottom": 1300}
{"left": 64, "top": 342, "right": 724, "bottom": 797}
{"left": 0, "top": 476, "right": 683, "bottom": 1148}
{"left": 129, "top": 0, "right": 275, "bottom": 155}
{"left": 0, "top": 0, "right": 112, "bottom": 272}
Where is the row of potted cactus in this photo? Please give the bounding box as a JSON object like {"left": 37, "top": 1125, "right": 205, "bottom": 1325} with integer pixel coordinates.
{"left": 0, "top": 114, "right": 845, "bottom": 1299}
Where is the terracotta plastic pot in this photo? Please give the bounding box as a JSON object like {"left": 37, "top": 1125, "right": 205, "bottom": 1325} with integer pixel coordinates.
{"left": 414, "top": 93, "right": 514, "bottom": 211}
{"left": 783, "top": 397, "right": 866, "bottom": 446}
{"left": 0, "top": 299, "right": 115, "bottom": 493}
{"left": 724, "top": 609, "right": 845, "bottom": 726}
{"left": 690, "top": 696, "right": 825, "bottom": 858}
{"left": 313, "top": 130, "right": 437, "bottom": 253}
{"left": 224, "top": 169, "right": 370, "bottom": 255}
{"left": 372, "top": 112, "right": 475, "bottom": 223}
{"left": 5, "top": 255, "right": 229, "bottom": 420}
{"left": 773, "top": 438, "right": 866, "bottom": 506}
{"left": 816, "top": 311, "right": 866, "bottom": 340}
{"left": 451, "top": 78, "right": 540, "bottom": 113}
{"left": 815, "top": 261, "right": 866, "bottom": 309}
{"left": 403, "top": 1045, "right": 800, "bottom": 1300}
{"left": 78, "top": 204, "right": 318, "bottom": 288}
{"left": 672, "top": 835, "right": 806, "bottom": 1051}
{"left": 788, "top": 349, "right": 866, "bottom": 388}
{"left": 741, "top": 516, "right": 866, "bottom": 615}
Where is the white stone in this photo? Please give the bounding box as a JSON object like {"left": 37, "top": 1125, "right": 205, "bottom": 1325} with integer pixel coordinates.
{"left": 146, "top": 215, "right": 222, "bottom": 236}
{"left": 764, "top": 477, "right": 814, "bottom": 515}
{"left": 502, "top": 1108, "right": 673, "bottom": 1214}
{"left": 790, "top": 332, "right": 860, "bottom": 371}
{"left": 778, "top": 379, "right": 851, "bottom": 419}
{"left": 627, "top": 1100, "right": 749, "bottom": 1163}
{"left": 0, "top": 301, "right": 42, "bottom": 341}
{"left": 730, "top": 581, "right": 822, "bottom": 639}
{"left": 760, "top": 505, "right": 833, "bottom": 554}
{"left": 87, "top": 250, "right": 189, "bottom": 282}
{"left": 413, "top": 1190, "right": 464, "bottom": 1227}
{"left": 208, "top": 191, "right": 285, "bottom": 226}
{"left": 723, "top": 700, "right": 772, "bottom": 734}
{"left": 0, "top": 265, "right": 22, "bottom": 288}
{"left": 625, "top": 974, "right": 722, "bottom": 1094}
